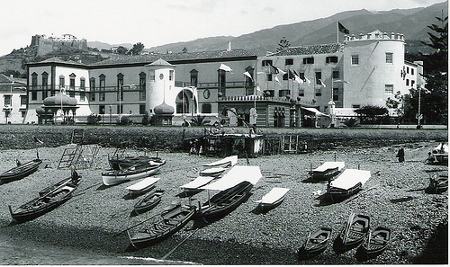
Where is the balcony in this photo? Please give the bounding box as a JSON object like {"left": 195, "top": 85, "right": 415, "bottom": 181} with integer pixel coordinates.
{"left": 175, "top": 81, "right": 251, "bottom": 89}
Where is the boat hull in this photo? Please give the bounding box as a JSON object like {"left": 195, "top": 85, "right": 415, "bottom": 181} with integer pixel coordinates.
{"left": 298, "top": 227, "right": 332, "bottom": 260}
{"left": 197, "top": 181, "right": 253, "bottom": 220}
{"left": 133, "top": 190, "right": 164, "bottom": 215}
{"left": 102, "top": 165, "right": 161, "bottom": 186}
{"left": 356, "top": 227, "right": 391, "bottom": 261}
{"left": 333, "top": 214, "right": 370, "bottom": 254}
{"left": 128, "top": 205, "right": 196, "bottom": 248}
{"left": 0, "top": 159, "right": 42, "bottom": 183}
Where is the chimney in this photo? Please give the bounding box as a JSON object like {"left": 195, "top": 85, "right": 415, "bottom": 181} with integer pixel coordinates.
{"left": 227, "top": 41, "right": 231, "bottom": 51}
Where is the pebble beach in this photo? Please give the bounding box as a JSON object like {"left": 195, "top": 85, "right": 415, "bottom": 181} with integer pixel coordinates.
{"left": 0, "top": 141, "right": 447, "bottom": 265}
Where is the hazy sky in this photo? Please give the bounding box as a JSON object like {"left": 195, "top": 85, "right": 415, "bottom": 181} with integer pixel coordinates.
{"left": 0, "top": 0, "right": 445, "bottom": 56}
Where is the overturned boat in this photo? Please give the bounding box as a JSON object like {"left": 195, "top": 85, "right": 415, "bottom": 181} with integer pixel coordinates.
{"left": 254, "top": 187, "right": 289, "bottom": 212}
{"left": 311, "top": 162, "right": 345, "bottom": 180}
{"left": 327, "top": 169, "right": 371, "bottom": 201}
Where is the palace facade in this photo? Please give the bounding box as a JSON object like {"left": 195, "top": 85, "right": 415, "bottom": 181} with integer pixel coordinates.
{"left": 22, "top": 30, "right": 424, "bottom": 127}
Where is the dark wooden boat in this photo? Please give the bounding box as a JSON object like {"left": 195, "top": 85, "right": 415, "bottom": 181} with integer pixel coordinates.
{"left": 298, "top": 227, "right": 332, "bottom": 260}
{"left": 9, "top": 170, "right": 82, "bottom": 223}
{"left": 333, "top": 213, "right": 370, "bottom": 254}
{"left": 133, "top": 189, "right": 164, "bottom": 215}
{"left": 0, "top": 158, "right": 42, "bottom": 183}
{"left": 127, "top": 204, "right": 197, "bottom": 248}
{"left": 426, "top": 174, "right": 448, "bottom": 194}
{"left": 38, "top": 170, "right": 81, "bottom": 196}
{"left": 197, "top": 181, "right": 254, "bottom": 220}
{"left": 356, "top": 226, "right": 391, "bottom": 261}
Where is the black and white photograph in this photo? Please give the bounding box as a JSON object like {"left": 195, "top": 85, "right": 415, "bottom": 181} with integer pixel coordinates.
{"left": 0, "top": 0, "right": 447, "bottom": 265}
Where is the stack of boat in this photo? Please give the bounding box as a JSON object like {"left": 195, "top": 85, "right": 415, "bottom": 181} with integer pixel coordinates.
{"left": 102, "top": 154, "right": 166, "bottom": 186}
{"left": 310, "top": 162, "right": 345, "bottom": 181}
{"left": 327, "top": 169, "right": 371, "bottom": 201}
{"left": 179, "top": 155, "right": 238, "bottom": 197}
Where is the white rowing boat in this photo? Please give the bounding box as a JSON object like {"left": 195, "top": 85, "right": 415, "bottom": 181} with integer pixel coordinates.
{"left": 311, "top": 162, "right": 345, "bottom": 180}
{"left": 126, "top": 177, "right": 160, "bottom": 195}
{"left": 179, "top": 176, "right": 215, "bottom": 197}
{"left": 254, "top": 187, "right": 290, "bottom": 212}
{"left": 203, "top": 155, "right": 238, "bottom": 168}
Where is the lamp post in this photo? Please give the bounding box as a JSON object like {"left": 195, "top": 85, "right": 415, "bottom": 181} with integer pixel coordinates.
{"left": 109, "top": 105, "right": 112, "bottom": 125}
{"left": 60, "top": 87, "right": 65, "bottom": 124}
{"left": 416, "top": 86, "right": 422, "bottom": 129}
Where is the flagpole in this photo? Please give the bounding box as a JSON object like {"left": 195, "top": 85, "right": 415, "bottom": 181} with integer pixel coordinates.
{"left": 336, "top": 22, "right": 339, "bottom": 43}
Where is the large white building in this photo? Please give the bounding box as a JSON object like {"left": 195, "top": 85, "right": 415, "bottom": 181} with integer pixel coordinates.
{"left": 22, "top": 30, "right": 424, "bottom": 127}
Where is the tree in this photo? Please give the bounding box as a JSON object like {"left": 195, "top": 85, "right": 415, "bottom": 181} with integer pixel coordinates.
{"left": 276, "top": 37, "right": 290, "bottom": 52}
{"left": 116, "top": 46, "right": 128, "bottom": 55}
{"left": 404, "top": 14, "right": 448, "bottom": 125}
{"left": 182, "top": 47, "right": 188, "bottom": 53}
{"left": 355, "top": 105, "right": 389, "bottom": 124}
{"left": 128, "top": 42, "right": 145, "bottom": 55}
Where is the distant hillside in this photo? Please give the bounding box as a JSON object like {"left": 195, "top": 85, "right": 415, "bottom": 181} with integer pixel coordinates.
{"left": 87, "top": 41, "right": 133, "bottom": 50}
{"left": 147, "top": 1, "right": 447, "bottom": 55}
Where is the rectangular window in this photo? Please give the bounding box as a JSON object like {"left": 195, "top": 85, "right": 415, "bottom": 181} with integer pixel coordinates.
{"left": 99, "top": 105, "right": 105, "bottom": 115}
{"left": 411, "top": 68, "right": 414, "bottom": 75}
{"left": 333, "top": 88, "right": 339, "bottom": 101}
{"left": 190, "top": 71, "right": 198, "bottom": 87}
{"left": 351, "top": 54, "right": 359, "bottom": 65}
{"left": 4, "top": 95, "right": 11, "bottom": 106}
{"left": 218, "top": 70, "right": 226, "bottom": 97}
{"left": 99, "top": 77, "right": 105, "bottom": 101}
{"left": 149, "top": 71, "right": 155, "bottom": 81}
{"left": 80, "top": 79, "right": 85, "bottom": 90}
{"left": 332, "top": 70, "right": 340, "bottom": 80}
{"left": 406, "top": 66, "right": 409, "bottom": 73}
{"left": 352, "top": 104, "right": 360, "bottom": 109}
{"left": 59, "top": 77, "right": 65, "bottom": 89}
{"left": 262, "top": 60, "right": 273, "bottom": 66}
{"left": 326, "top": 56, "right": 338, "bottom": 63}
{"left": 386, "top": 52, "right": 393, "bottom": 64}
{"left": 20, "top": 95, "right": 27, "bottom": 105}
{"left": 315, "top": 88, "right": 322, "bottom": 96}
{"left": 298, "top": 89, "right": 304, "bottom": 97}
{"left": 32, "top": 92, "right": 37, "bottom": 101}
{"left": 411, "top": 80, "right": 415, "bottom": 88}
{"left": 32, "top": 76, "right": 38, "bottom": 90}
{"left": 385, "top": 84, "right": 394, "bottom": 94}
{"left": 267, "top": 74, "right": 272, "bottom": 81}
{"left": 139, "top": 104, "right": 146, "bottom": 114}
{"left": 303, "top": 57, "right": 314, "bottom": 64}
{"left": 90, "top": 78, "right": 96, "bottom": 101}
{"left": 139, "top": 77, "right": 146, "bottom": 101}
{"left": 406, "top": 79, "right": 409, "bottom": 86}
{"left": 70, "top": 78, "right": 75, "bottom": 89}
{"left": 315, "top": 72, "right": 322, "bottom": 85}
{"left": 169, "top": 70, "right": 174, "bottom": 81}
{"left": 21, "top": 111, "right": 26, "bottom": 118}
{"left": 117, "top": 76, "right": 123, "bottom": 101}
{"left": 285, "top": 58, "right": 293, "bottom": 65}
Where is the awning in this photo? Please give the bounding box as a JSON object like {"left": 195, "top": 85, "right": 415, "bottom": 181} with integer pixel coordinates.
{"left": 180, "top": 176, "right": 215, "bottom": 190}
{"left": 313, "top": 162, "right": 345, "bottom": 172}
{"left": 330, "top": 169, "right": 371, "bottom": 190}
{"left": 255, "top": 187, "right": 290, "bottom": 204}
{"left": 200, "top": 165, "right": 262, "bottom": 191}
{"left": 301, "top": 107, "right": 328, "bottom": 116}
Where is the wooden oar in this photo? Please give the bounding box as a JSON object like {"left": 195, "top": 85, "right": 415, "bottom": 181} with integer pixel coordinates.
{"left": 342, "top": 212, "right": 354, "bottom": 245}
{"left": 161, "top": 228, "right": 199, "bottom": 260}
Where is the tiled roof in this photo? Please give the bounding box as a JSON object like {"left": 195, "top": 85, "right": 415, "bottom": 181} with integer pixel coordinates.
{"left": 0, "top": 74, "right": 27, "bottom": 92}
{"left": 269, "top": 43, "right": 344, "bottom": 56}
{"left": 28, "top": 57, "right": 86, "bottom": 66}
{"left": 89, "top": 49, "right": 257, "bottom": 67}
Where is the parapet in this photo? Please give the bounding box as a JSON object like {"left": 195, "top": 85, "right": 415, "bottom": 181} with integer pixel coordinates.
{"left": 345, "top": 30, "right": 404, "bottom": 42}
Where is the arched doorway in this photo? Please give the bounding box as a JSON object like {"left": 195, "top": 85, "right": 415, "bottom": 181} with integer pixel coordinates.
{"left": 176, "top": 89, "right": 197, "bottom": 115}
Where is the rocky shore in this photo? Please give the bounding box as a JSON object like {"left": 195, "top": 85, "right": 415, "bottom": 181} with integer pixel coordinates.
{"left": 0, "top": 141, "right": 447, "bottom": 264}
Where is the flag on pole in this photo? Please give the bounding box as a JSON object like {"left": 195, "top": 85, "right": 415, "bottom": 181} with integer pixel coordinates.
{"left": 304, "top": 77, "right": 311, "bottom": 85}
{"left": 276, "top": 67, "right": 286, "bottom": 75}
{"left": 256, "top": 85, "right": 262, "bottom": 92}
{"left": 274, "top": 76, "right": 282, "bottom": 87}
{"left": 267, "top": 64, "right": 279, "bottom": 74}
{"left": 319, "top": 79, "right": 326, "bottom": 87}
{"left": 338, "top": 22, "right": 349, "bottom": 34}
{"left": 243, "top": 71, "right": 253, "bottom": 81}
{"left": 219, "top": 63, "right": 233, "bottom": 73}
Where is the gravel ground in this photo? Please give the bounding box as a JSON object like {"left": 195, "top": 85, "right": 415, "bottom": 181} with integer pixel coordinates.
{"left": 0, "top": 142, "right": 447, "bottom": 265}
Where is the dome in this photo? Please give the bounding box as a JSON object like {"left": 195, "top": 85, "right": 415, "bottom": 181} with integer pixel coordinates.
{"left": 154, "top": 102, "right": 174, "bottom": 115}
{"left": 43, "top": 92, "right": 77, "bottom": 106}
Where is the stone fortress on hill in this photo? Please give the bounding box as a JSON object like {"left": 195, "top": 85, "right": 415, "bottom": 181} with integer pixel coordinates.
{"left": 30, "top": 34, "right": 88, "bottom": 57}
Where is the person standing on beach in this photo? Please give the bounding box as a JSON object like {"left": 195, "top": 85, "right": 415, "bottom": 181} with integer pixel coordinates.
{"left": 396, "top": 147, "right": 405, "bottom": 162}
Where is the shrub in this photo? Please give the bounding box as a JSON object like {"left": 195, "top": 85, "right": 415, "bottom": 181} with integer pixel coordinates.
{"left": 142, "top": 111, "right": 150, "bottom": 126}
{"left": 87, "top": 114, "right": 101, "bottom": 125}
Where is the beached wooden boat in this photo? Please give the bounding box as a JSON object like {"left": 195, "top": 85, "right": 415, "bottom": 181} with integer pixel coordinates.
{"left": 133, "top": 189, "right": 165, "bottom": 215}
{"left": 311, "top": 162, "right": 345, "bottom": 180}
{"left": 297, "top": 227, "right": 332, "bottom": 260}
{"left": 125, "top": 177, "right": 160, "bottom": 196}
{"left": 197, "top": 166, "right": 262, "bottom": 220}
{"left": 427, "top": 143, "right": 448, "bottom": 165}
{"left": 199, "top": 167, "right": 227, "bottom": 177}
{"left": 9, "top": 170, "right": 82, "bottom": 223}
{"left": 426, "top": 174, "right": 448, "bottom": 194}
{"left": 38, "top": 170, "right": 81, "bottom": 196}
{"left": 0, "top": 158, "right": 42, "bottom": 183}
{"left": 327, "top": 169, "right": 371, "bottom": 200}
{"left": 179, "top": 176, "right": 215, "bottom": 197}
{"left": 254, "top": 187, "right": 289, "bottom": 212}
{"left": 203, "top": 155, "right": 238, "bottom": 168}
{"left": 102, "top": 163, "right": 163, "bottom": 186}
{"left": 127, "top": 204, "right": 197, "bottom": 248}
{"left": 356, "top": 226, "right": 391, "bottom": 261}
{"left": 333, "top": 213, "right": 370, "bottom": 254}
